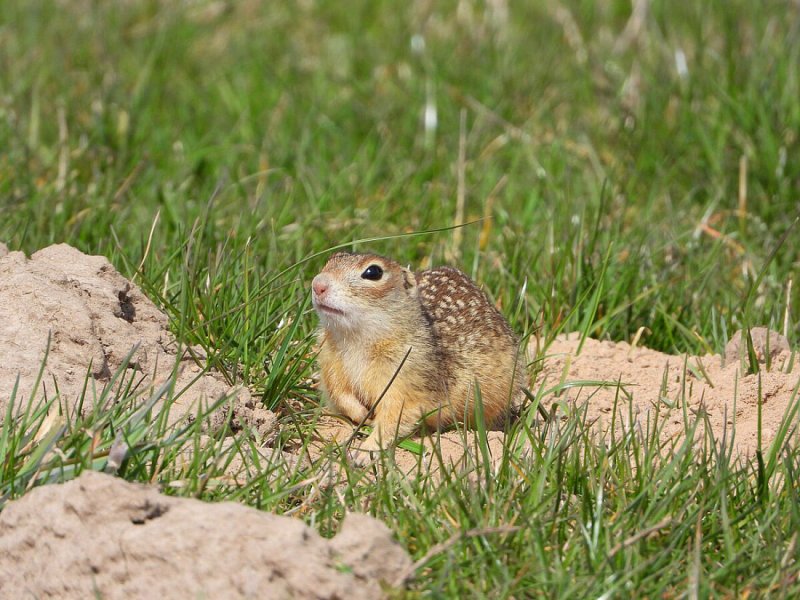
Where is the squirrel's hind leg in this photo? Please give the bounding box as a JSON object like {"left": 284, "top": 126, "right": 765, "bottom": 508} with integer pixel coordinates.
{"left": 329, "top": 391, "right": 370, "bottom": 424}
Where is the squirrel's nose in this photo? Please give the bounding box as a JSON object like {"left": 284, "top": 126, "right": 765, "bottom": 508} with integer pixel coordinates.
{"left": 312, "top": 276, "right": 329, "bottom": 297}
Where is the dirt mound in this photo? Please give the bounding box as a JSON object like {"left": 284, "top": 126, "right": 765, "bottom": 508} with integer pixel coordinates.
{"left": 538, "top": 331, "right": 800, "bottom": 455}
{"left": 0, "top": 245, "right": 411, "bottom": 596}
{"left": 0, "top": 471, "right": 410, "bottom": 599}
{"left": 0, "top": 243, "right": 274, "bottom": 436}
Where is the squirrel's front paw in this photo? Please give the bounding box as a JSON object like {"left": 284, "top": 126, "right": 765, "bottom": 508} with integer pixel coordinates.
{"left": 347, "top": 433, "right": 384, "bottom": 467}
{"left": 347, "top": 446, "right": 377, "bottom": 467}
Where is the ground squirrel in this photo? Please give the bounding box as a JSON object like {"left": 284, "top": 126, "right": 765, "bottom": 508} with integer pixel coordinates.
{"left": 311, "top": 251, "right": 523, "bottom": 459}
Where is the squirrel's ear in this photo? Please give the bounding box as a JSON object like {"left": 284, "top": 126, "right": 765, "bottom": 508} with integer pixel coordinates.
{"left": 401, "top": 268, "right": 417, "bottom": 292}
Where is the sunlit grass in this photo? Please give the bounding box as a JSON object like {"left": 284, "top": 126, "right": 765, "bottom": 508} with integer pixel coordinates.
{"left": 1, "top": 0, "right": 799, "bottom": 596}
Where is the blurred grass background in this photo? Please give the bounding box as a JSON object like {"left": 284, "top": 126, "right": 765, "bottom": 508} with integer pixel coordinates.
{"left": 2, "top": 0, "right": 798, "bottom": 364}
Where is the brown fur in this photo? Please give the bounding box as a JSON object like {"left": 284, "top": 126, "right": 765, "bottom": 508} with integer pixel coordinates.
{"left": 311, "top": 252, "right": 524, "bottom": 454}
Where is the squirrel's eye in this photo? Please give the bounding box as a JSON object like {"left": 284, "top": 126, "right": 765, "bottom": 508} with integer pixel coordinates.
{"left": 361, "top": 264, "right": 383, "bottom": 281}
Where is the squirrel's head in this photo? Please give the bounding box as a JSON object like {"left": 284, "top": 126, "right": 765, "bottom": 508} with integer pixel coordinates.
{"left": 311, "top": 252, "right": 418, "bottom": 334}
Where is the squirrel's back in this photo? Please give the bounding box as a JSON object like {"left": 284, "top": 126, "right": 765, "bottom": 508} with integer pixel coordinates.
{"left": 417, "top": 266, "right": 522, "bottom": 424}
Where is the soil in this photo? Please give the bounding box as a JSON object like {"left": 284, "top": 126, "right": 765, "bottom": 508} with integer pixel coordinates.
{"left": 536, "top": 331, "right": 799, "bottom": 456}
{"left": 0, "top": 471, "right": 411, "bottom": 599}
{"left": 0, "top": 243, "right": 276, "bottom": 439}
{"left": 311, "top": 415, "right": 510, "bottom": 476}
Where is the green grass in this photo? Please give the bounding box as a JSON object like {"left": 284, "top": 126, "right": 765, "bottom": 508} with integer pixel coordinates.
{"left": 1, "top": 0, "right": 800, "bottom": 597}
